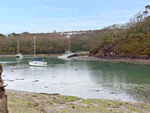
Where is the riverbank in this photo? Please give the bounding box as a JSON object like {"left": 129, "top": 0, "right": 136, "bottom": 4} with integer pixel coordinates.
{"left": 1, "top": 53, "right": 150, "bottom": 66}
{"left": 6, "top": 89, "right": 150, "bottom": 113}
{"left": 76, "top": 56, "right": 150, "bottom": 66}
{"left": 0, "top": 52, "right": 88, "bottom": 58}
{"left": 0, "top": 54, "right": 63, "bottom": 57}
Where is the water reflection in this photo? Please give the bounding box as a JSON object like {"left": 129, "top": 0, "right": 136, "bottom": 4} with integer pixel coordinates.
{"left": 87, "top": 61, "right": 150, "bottom": 102}
{"left": 29, "top": 66, "right": 47, "bottom": 71}
{"left": 16, "top": 58, "right": 23, "bottom": 62}
{"left": 87, "top": 61, "right": 150, "bottom": 84}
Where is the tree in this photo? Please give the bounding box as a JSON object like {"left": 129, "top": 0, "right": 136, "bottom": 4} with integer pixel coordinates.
{"left": 10, "top": 32, "right": 18, "bottom": 36}
{"left": 0, "top": 33, "right": 5, "bottom": 37}
{"left": 143, "top": 11, "right": 148, "bottom": 18}
{"left": 145, "top": 5, "right": 150, "bottom": 11}
{"left": 22, "top": 32, "right": 30, "bottom": 34}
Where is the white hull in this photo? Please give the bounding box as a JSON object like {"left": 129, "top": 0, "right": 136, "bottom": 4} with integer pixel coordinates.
{"left": 15, "top": 53, "right": 23, "bottom": 59}
{"left": 58, "top": 53, "right": 76, "bottom": 59}
{"left": 28, "top": 36, "right": 47, "bottom": 66}
{"left": 29, "top": 61, "right": 47, "bottom": 67}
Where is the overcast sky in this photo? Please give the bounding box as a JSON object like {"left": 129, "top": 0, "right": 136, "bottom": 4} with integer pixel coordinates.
{"left": 0, "top": 0, "right": 150, "bottom": 34}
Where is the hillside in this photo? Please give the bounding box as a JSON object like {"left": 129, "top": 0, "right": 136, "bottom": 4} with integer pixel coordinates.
{"left": 89, "top": 5, "right": 150, "bottom": 59}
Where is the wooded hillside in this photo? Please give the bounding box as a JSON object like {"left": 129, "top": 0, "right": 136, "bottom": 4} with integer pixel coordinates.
{"left": 89, "top": 5, "right": 150, "bottom": 58}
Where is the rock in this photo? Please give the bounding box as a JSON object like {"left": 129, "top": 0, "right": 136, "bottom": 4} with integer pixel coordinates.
{"left": 33, "top": 103, "right": 38, "bottom": 107}
{"left": 116, "top": 106, "right": 119, "bottom": 108}
{"left": 32, "top": 95, "right": 37, "bottom": 97}
{"left": 15, "top": 78, "right": 24, "bottom": 80}
{"left": 60, "top": 102, "right": 65, "bottom": 104}
{"left": 8, "top": 80, "right": 15, "bottom": 82}
{"left": 111, "top": 92, "right": 114, "bottom": 94}
{"left": 52, "top": 93, "right": 59, "bottom": 95}
{"left": 0, "top": 64, "right": 8, "bottom": 113}
{"left": 70, "top": 103, "right": 74, "bottom": 105}
{"left": 72, "top": 106, "right": 75, "bottom": 108}
{"left": 34, "top": 80, "right": 39, "bottom": 82}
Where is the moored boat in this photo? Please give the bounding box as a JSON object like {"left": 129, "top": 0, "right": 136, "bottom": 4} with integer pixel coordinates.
{"left": 29, "top": 36, "right": 47, "bottom": 67}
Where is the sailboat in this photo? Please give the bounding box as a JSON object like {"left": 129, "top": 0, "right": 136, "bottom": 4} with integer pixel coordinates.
{"left": 15, "top": 40, "right": 23, "bottom": 59}
{"left": 58, "top": 34, "right": 76, "bottom": 59}
{"left": 29, "top": 36, "right": 47, "bottom": 67}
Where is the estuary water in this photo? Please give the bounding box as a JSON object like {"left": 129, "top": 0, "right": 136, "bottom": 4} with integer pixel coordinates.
{"left": 0, "top": 56, "right": 150, "bottom": 102}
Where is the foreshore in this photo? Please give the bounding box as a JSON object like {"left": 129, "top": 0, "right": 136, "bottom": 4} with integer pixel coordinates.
{"left": 6, "top": 89, "right": 150, "bottom": 113}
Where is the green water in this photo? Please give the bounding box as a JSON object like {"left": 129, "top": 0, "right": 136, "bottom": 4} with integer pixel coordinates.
{"left": 0, "top": 56, "right": 150, "bottom": 102}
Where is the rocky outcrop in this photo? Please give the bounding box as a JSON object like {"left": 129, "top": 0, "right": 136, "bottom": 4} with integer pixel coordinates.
{"left": 95, "top": 46, "right": 117, "bottom": 57}
{"left": 0, "top": 64, "right": 8, "bottom": 113}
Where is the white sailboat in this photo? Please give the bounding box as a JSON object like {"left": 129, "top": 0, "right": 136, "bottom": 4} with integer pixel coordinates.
{"left": 15, "top": 40, "right": 23, "bottom": 59}
{"left": 29, "top": 36, "right": 47, "bottom": 67}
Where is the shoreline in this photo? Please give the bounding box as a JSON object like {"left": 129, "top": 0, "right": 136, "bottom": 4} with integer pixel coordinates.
{"left": 0, "top": 54, "right": 63, "bottom": 57}
{"left": 76, "top": 56, "right": 150, "bottom": 66}
{"left": 1, "top": 53, "right": 150, "bottom": 66}
{"left": 6, "top": 89, "right": 150, "bottom": 113}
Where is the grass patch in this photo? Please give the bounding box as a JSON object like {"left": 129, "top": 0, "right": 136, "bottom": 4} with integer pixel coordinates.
{"left": 127, "top": 107, "right": 140, "bottom": 112}
{"left": 7, "top": 93, "right": 39, "bottom": 113}
{"left": 57, "top": 95, "right": 81, "bottom": 102}
{"left": 145, "top": 104, "right": 150, "bottom": 111}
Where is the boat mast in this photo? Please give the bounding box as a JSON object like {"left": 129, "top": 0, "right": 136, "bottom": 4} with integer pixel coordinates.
{"left": 68, "top": 35, "right": 70, "bottom": 52}
{"left": 17, "top": 40, "right": 19, "bottom": 53}
{"left": 34, "top": 36, "right": 36, "bottom": 58}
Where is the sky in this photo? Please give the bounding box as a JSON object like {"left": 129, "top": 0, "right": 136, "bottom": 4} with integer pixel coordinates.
{"left": 0, "top": 0, "right": 150, "bottom": 34}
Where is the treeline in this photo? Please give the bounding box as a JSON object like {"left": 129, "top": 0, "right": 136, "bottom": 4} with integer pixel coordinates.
{"left": 0, "top": 32, "right": 92, "bottom": 54}
{"left": 89, "top": 5, "right": 150, "bottom": 58}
